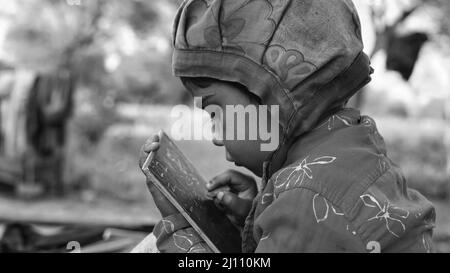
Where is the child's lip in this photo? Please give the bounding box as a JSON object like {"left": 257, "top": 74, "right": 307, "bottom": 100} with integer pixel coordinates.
{"left": 225, "top": 151, "right": 234, "bottom": 162}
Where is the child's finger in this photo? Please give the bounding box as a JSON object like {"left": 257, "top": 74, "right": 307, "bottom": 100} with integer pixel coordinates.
{"left": 149, "top": 134, "right": 160, "bottom": 143}
{"left": 142, "top": 134, "right": 160, "bottom": 148}
{"left": 216, "top": 191, "right": 247, "bottom": 216}
{"left": 213, "top": 197, "right": 226, "bottom": 211}
{"left": 207, "top": 171, "right": 234, "bottom": 191}
{"left": 216, "top": 192, "right": 253, "bottom": 226}
{"left": 139, "top": 141, "right": 160, "bottom": 168}
{"left": 206, "top": 185, "right": 231, "bottom": 199}
{"left": 208, "top": 170, "right": 254, "bottom": 193}
{"left": 143, "top": 142, "right": 160, "bottom": 153}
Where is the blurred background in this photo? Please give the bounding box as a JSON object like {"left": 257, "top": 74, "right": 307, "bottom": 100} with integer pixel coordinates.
{"left": 0, "top": 0, "right": 448, "bottom": 253}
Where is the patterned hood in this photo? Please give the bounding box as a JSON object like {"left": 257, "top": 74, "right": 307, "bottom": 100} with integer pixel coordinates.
{"left": 172, "top": 0, "right": 373, "bottom": 144}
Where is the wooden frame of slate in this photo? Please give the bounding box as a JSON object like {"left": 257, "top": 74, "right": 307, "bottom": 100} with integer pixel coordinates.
{"left": 141, "top": 130, "right": 242, "bottom": 253}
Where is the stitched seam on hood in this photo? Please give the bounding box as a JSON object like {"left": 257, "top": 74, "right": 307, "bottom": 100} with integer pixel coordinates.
{"left": 174, "top": 48, "right": 296, "bottom": 107}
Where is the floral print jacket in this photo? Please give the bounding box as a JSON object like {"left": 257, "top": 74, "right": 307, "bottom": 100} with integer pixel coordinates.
{"left": 134, "top": 108, "right": 435, "bottom": 253}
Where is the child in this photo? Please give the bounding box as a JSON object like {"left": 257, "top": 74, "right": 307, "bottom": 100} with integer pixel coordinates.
{"left": 135, "top": 0, "right": 435, "bottom": 253}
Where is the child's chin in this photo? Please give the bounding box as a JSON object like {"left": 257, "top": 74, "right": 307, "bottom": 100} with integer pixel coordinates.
{"left": 232, "top": 161, "right": 263, "bottom": 177}
{"left": 247, "top": 167, "right": 263, "bottom": 178}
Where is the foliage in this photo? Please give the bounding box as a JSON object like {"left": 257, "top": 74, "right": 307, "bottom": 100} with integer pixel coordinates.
{"left": 0, "top": 0, "right": 185, "bottom": 105}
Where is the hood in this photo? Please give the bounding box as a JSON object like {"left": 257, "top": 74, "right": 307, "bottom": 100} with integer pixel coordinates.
{"left": 172, "top": 0, "right": 373, "bottom": 145}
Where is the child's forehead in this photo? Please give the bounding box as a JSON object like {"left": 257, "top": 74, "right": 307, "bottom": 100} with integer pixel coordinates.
{"left": 181, "top": 77, "right": 260, "bottom": 104}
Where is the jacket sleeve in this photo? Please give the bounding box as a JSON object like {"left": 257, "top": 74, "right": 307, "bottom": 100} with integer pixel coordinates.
{"left": 253, "top": 188, "right": 367, "bottom": 253}
{"left": 152, "top": 213, "right": 213, "bottom": 253}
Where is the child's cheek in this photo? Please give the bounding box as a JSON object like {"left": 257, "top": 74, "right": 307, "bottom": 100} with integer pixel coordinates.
{"left": 224, "top": 139, "right": 265, "bottom": 164}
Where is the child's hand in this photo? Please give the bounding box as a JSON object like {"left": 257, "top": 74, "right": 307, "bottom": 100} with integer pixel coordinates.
{"left": 206, "top": 170, "right": 258, "bottom": 227}
{"left": 139, "top": 134, "right": 178, "bottom": 218}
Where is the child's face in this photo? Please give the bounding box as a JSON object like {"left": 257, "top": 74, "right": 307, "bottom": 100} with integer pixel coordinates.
{"left": 183, "top": 78, "right": 281, "bottom": 177}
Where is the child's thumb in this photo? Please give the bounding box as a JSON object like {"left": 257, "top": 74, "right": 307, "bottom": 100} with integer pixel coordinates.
{"left": 216, "top": 191, "right": 249, "bottom": 217}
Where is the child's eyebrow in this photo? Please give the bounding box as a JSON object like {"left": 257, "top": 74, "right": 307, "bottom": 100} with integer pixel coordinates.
{"left": 185, "top": 84, "right": 216, "bottom": 98}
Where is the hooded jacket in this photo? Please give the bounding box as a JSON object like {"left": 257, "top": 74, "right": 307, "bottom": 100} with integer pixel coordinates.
{"left": 133, "top": 0, "right": 435, "bottom": 253}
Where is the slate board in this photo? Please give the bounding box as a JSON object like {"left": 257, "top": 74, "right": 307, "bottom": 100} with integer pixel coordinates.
{"left": 141, "top": 130, "right": 242, "bottom": 253}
